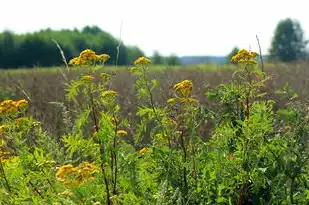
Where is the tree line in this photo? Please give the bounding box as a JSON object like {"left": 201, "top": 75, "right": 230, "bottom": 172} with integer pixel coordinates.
{"left": 0, "top": 26, "right": 145, "bottom": 69}
{"left": 228, "top": 18, "right": 309, "bottom": 63}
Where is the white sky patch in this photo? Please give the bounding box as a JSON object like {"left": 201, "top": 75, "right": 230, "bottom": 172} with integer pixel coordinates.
{"left": 1, "top": 0, "right": 308, "bottom": 56}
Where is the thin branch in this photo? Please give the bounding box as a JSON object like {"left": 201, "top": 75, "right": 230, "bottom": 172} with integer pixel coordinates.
{"left": 52, "top": 39, "right": 69, "bottom": 82}
{"left": 256, "top": 35, "right": 264, "bottom": 72}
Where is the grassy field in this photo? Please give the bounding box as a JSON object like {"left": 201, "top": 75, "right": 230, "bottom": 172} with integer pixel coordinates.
{"left": 1, "top": 62, "right": 309, "bottom": 137}
{"left": 2, "top": 56, "right": 309, "bottom": 204}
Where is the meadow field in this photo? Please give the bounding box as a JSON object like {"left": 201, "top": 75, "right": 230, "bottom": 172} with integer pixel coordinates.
{"left": 1, "top": 50, "right": 309, "bottom": 204}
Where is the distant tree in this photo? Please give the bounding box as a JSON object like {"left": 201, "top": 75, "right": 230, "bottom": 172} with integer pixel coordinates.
{"left": 0, "top": 31, "right": 18, "bottom": 68}
{"left": 166, "top": 54, "right": 182, "bottom": 66}
{"left": 269, "top": 18, "right": 308, "bottom": 62}
{"left": 0, "top": 26, "right": 144, "bottom": 68}
{"left": 127, "top": 46, "right": 145, "bottom": 63}
{"left": 151, "top": 51, "right": 164, "bottom": 65}
{"left": 227, "top": 46, "right": 239, "bottom": 64}
{"left": 82, "top": 25, "right": 103, "bottom": 35}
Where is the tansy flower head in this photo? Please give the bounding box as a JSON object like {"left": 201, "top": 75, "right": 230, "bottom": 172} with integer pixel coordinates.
{"left": 96, "top": 54, "right": 110, "bottom": 62}
{"left": 0, "top": 125, "right": 5, "bottom": 134}
{"left": 79, "top": 49, "right": 97, "bottom": 61}
{"left": 139, "top": 147, "right": 148, "bottom": 154}
{"left": 134, "top": 57, "right": 151, "bottom": 65}
{"left": 167, "top": 98, "right": 176, "bottom": 103}
{"left": 0, "top": 100, "right": 18, "bottom": 113}
{"left": 58, "top": 189, "right": 73, "bottom": 197}
{"left": 173, "top": 80, "right": 194, "bottom": 96}
{"left": 16, "top": 99, "right": 28, "bottom": 108}
{"left": 0, "top": 151, "right": 12, "bottom": 163}
{"left": 56, "top": 164, "right": 77, "bottom": 181}
{"left": 100, "top": 73, "right": 112, "bottom": 81}
{"left": 231, "top": 49, "right": 258, "bottom": 64}
{"left": 117, "top": 130, "right": 128, "bottom": 135}
{"left": 76, "top": 161, "right": 98, "bottom": 183}
{"left": 68, "top": 57, "right": 79, "bottom": 66}
{"left": 81, "top": 75, "right": 94, "bottom": 83}
{"left": 102, "top": 90, "right": 118, "bottom": 97}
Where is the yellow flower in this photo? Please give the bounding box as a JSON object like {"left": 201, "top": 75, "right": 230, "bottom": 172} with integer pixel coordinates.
{"left": 117, "top": 130, "right": 128, "bottom": 135}
{"left": 96, "top": 54, "right": 110, "bottom": 62}
{"left": 139, "top": 147, "right": 148, "bottom": 154}
{"left": 76, "top": 161, "right": 98, "bottom": 183}
{"left": 0, "top": 100, "right": 13, "bottom": 107}
{"left": 0, "top": 151, "right": 12, "bottom": 163}
{"left": 180, "top": 98, "right": 199, "bottom": 103}
{"left": 167, "top": 98, "right": 176, "bottom": 103}
{"left": 56, "top": 164, "right": 77, "bottom": 181}
{"left": 79, "top": 49, "right": 97, "bottom": 61}
{"left": 68, "top": 57, "right": 79, "bottom": 65}
{"left": 58, "top": 189, "right": 73, "bottom": 197}
{"left": 102, "top": 90, "right": 118, "bottom": 97}
{"left": 100, "top": 73, "right": 112, "bottom": 81}
{"left": 134, "top": 57, "right": 151, "bottom": 65}
{"left": 173, "top": 80, "right": 193, "bottom": 96}
{"left": 0, "top": 100, "right": 18, "bottom": 113}
{"left": 81, "top": 75, "right": 94, "bottom": 83}
{"left": 0, "top": 125, "right": 6, "bottom": 134}
{"left": 16, "top": 99, "right": 28, "bottom": 108}
{"left": 231, "top": 49, "right": 258, "bottom": 64}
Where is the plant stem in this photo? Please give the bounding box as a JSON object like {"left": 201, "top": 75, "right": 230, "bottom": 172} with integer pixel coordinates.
{"left": 180, "top": 131, "right": 188, "bottom": 198}
{"left": 0, "top": 162, "right": 11, "bottom": 193}
{"left": 112, "top": 111, "right": 118, "bottom": 195}
{"left": 290, "top": 177, "right": 295, "bottom": 204}
{"left": 88, "top": 88, "right": 111, "bottom": 205}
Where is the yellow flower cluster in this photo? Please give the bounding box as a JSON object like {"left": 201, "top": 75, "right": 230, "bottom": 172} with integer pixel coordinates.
{"left": 102, "top": 90, "right": 118, "bottom": 97}
{"left": 68, "top": 49, "right": 110, "bottom": 66}
{"left": 167, "top": 97, "right": 199, "bottom": 104}
{"left": 134, "top": 57, "right": 151, "bottom": 65}
{"left": 173, "top": 80, "right": 193, "bottom": 96}
{"left": 58, "top": 189, "right": 73, "bottom": 198}
{"left": 96, "top": 54, "right": 110, "bottom": 62}
{"left": 0, "top": 99, "right": 28, "bottom": 114}
{"left": 75, "top": 161, "right": 98, "bottom": 183}
{"left": 139, "top": 147, "right": 148, "bottom": 154}
{"left": 81, "top": 75, "right": 94, "bottom": 83}
{"left": 56, "top": 164, "right": 76, "bottom": 182}
{"left": 231, "top": 49, "right": 258, "bottom": 64}
{"left": 117, "top": 130, "right": 128, "bottom": 135}
{"left": 56, "top": 162, "right": 98, "bottom": 184}
{"left": 0, "top": 151, "right": 12, "bottom": 163}
{"left": 167, "top": 98, "right": 176, "bottom": 103}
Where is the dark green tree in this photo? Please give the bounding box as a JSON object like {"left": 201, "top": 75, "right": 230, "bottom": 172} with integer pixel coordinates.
{"left": 269, "top": 18, "right": 308, "bottom": 62}
{"left": 151, "top": 51, "right": 164, "bottom": 65}
{"left": 127, "top": 46, "right": 144, "bottom": 63}
{"left": 166, "top": 54, "right": 182, "bottom": 66}
{"left": 227, "top": 46, "right": 239, "bottom": 64}
{"left": 0, "top": 26, "right": 144, "bottom": 68}
{"left": 0, "top": 31, "right": 18, "bottom": 68}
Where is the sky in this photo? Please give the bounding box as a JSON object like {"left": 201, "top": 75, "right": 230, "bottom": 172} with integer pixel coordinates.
{"left": 1, "top": 0, "right": 309, "bottom": 57}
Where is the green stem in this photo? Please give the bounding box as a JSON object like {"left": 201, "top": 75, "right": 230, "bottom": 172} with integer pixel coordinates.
{"left": 0, "top": 162, "right": 11, "bottom": 193}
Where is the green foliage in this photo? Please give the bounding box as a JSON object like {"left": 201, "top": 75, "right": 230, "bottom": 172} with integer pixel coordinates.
{"left": 269, "top": 18, "right": 308, "bottom": 62}
{"left": 2, "top": 49, "right": 309, "bottom": 204}
{"left": 152, "top": 51, "right": 164, "bottom": 65}
{"left": 0, "top": 26, "right": 144, "bottom": 68}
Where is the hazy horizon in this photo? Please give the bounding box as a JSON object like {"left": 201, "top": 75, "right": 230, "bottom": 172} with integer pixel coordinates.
{"left": 1, "top": 0, "right": 308, "bottom": 57}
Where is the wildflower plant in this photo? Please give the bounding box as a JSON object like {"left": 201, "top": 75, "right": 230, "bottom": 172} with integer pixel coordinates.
{"left": 3, "top": 47, "right": 309, "bottom": 205}
{"left": 63, "top": 49, "right": 130, "bottom": 204}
